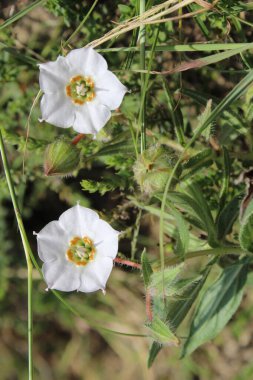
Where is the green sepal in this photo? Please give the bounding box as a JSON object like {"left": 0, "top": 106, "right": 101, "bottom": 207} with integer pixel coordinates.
{"left": 44, "top": 139, "right": 80, "bottom": 177}
{"left": 146, "top": 316, "right": 180, "bottom": 346}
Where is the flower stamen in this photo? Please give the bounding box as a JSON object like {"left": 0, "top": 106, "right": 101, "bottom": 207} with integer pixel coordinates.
{"left": 66, "top": 236, "right": 95, "bottom": 266}
{"left": 65, "top": 75, "right": 95, "bottom": 105}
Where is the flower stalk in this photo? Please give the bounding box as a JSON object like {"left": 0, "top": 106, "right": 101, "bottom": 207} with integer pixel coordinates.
{"left": 0, "top": 128, "right": 34, "bottom": 379}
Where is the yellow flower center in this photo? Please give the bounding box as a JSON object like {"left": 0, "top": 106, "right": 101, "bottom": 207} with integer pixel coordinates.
{"left": 65, "top": 75, "right": 95, "bottom": 105}
{"left": 66, "top": 236, "right": 96, "bottom": 266}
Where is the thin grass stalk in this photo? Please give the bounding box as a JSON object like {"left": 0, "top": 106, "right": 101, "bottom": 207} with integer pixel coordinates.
{"left": 87, "top": 0, "right": 201, "bottom": 48}
{"left": 63, "top": 0, "right": 99, "bottom": 48}
{"left": 0, "top": 129, "right": 34, "bottom": 379}
{"left": 139, "top": 0, "right": 146, "bottom": 153}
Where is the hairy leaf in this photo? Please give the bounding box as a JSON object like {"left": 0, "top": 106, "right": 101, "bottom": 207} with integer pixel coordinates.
{"left": 166, "top": 183, "right": 217, "bottom": 246}
{"left": 141, "top": 249, "right": 153, "bottom": 288}
{"left": 217, "top": 195, "right": 241, "bottom": 241}
{"left": 147, "top": 317, "right": 180, "bottom": 346}
{"left": 182, "top": 260, "right": 248, "bottom": 357}
{"left": 148, "top": 265, "right": 211, "bottom": 367}
{"left": 149, "top": 264, "right": 184, "bottom": 294}
{"left": 169, "top": 207, "right": 189, "bottom": 256}
{"left": 239, "top": 199, "right": 253, "bottom": 252}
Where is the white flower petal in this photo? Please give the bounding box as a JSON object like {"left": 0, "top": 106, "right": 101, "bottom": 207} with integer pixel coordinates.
{"left": 37, "top": 221, "right": 68, "bottom": 262}
{"left": 93, "top": 219, "right": 119, "bottom": 259}
{"left": 36, "top": 205, "right": 119, "bottom": 293}
{"left": 95, "top": 70, "right": 127, "bottom": 110}
{"left": 72, "top": 105, "right": 96, "bottom": 134}
{"left": 66, "top": 47, "right": 108, "bottom": 76}
{"left": 78, "top": 256, "right": 113, "bottom": 292}
{"left": 39, "top": 48, "right": 127, "bottom": 134}
{"left": 73, "top": 101, "right": 111, "bottom": 134}
{"left": 95, "top": 238, "right": 118, "bottom": 260}
{"left": 42, "top": 260, "right": 81, "bottom": 291}
{"left": 59, "top": 204, "right": 99, "bottom": 240}
{"left": 39, "top": 56, "right": 70, "bottom": 93}
{"left": 40, "top": 92, "right": 75, "bottom": 128}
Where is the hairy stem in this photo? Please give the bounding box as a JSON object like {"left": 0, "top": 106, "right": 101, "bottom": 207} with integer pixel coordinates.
{"left": 146, "top": 289, "right": 153, "bottom": 322}
{"left": 114, "top": 257, "right": 142, "bottom": 270}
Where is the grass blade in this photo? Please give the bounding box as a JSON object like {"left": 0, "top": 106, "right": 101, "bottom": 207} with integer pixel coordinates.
{"left": 0, "top": 0, "right": 47, "bottom": 30}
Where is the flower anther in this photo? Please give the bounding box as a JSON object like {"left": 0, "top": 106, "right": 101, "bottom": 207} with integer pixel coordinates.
{"left": 66, "top": 236, "right": 96, "bottom": 266}
{"left": 65, "top": 75, "right": 95, "bottom": 105}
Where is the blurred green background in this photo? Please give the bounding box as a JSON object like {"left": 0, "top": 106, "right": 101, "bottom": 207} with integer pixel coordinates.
{"left": 1, "top": 1, "right": 253, "bottom": 379}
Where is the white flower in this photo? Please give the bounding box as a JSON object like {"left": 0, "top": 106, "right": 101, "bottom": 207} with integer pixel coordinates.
{"left": 36, "top": 204, "right": 119, "bottom": 293}
{"left": 39, "top": 47, "right": 127, "bottom": 134}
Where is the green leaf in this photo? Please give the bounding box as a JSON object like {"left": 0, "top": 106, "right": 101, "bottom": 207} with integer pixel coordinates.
{"left": 167, "top": 263, "right": 213, "bottom": 330}
{"left": 118, "top": 4, "right": 132, "bottom": 14}
{"left": 188, "top": 4, "right": 209, "bottom": 38}
{"left": 239, "top": 199, "right": 253, "bottom": 252}
{"left": 81, "top": 179, "right": 117, "bottom": 195}
{"left": 199, "top": 69, "right": 253, "bottom": 137}
{"left": 161, "top": 44, "right": 253, "bottom": 75}
{"left": 162, "top": 78, "right": 185, "bottom": 145}
{"left": 218, "top": 147, "right": 231, "bottom": 211}
{"left": 187, "top": 183, "right": 216, "bottom": 233}
{"left": 182, "top": 148, "right": 213, "bottom": 180}
{"left": 91, "top": 140, "right": 134, "bottom": 158}
{"left": 98, "top": 43, "right": 253, "bottom": 54}
{"left": 148, "top": 265, "right": 211, "bottom": 367}
{"left": 217, "top": 195, "right": 241, "bottom": 241}
{"left": 147, "top": 316, "right": 180, "bottom": 346}
{"left": 195, "top": 100, "right": 213, "bottom": 140}
{"left": 169, "top": 206, "right": 189, "bottom": 256}
{"left": 166, "top": 183, "right": 217, "bottom": 247}
{"left": 149, "top": 264, "right": 183, "bottom": 294}
{"left": 141, "top": 249, "right": 153, "bottom": 288}
{"left": 0, "top": 42, "right": 38, "bottom": 66}
{"left": 147, "top": 342, "right": 161, "bottom": 368}
{"left": 181, "top": 87, "right": 241, "bottom": 127}
{"left": 81, "top": 175, "right": 127, "bottom": 195}
{"left": 182, "top": 260, "right": 248, "bottom": 357}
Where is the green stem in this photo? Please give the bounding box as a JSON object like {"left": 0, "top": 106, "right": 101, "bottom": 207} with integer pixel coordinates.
{"left": 97, "top": 43, "right": 253, "bottom": 53}
{"left": 137, "top": 27, "right": 159, "bottom": 150}
{"left": 63, "top": 0, "right": 99, "bottom": 49}
{"left": 0, "top": 129, "right": 34, "bottom": 379}
{"left": 162, "top": 78, "right": 185, "bottom": 145}
{"left": 131, "top": 209, "right": 142, "bottom": 260}
{"left": 139, "top": 0, "right": 146, "bottom": 153}
{"left": 164, "top": 247, "right": 246, "bottom": 266}
{"left": 28, "top": 264, "right": 33, "bottom": 378}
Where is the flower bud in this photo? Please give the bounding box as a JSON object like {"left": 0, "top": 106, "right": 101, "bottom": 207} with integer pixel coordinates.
{"left": 44, "top": 139, "right": 80, "bottom": 176}
{"left": 133, "top": 144, "right": 180, "bottom": 195}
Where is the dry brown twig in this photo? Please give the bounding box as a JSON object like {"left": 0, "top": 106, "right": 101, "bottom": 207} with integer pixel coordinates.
{"left": 85, "top": 0, "right": 219, "bottom": 49}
